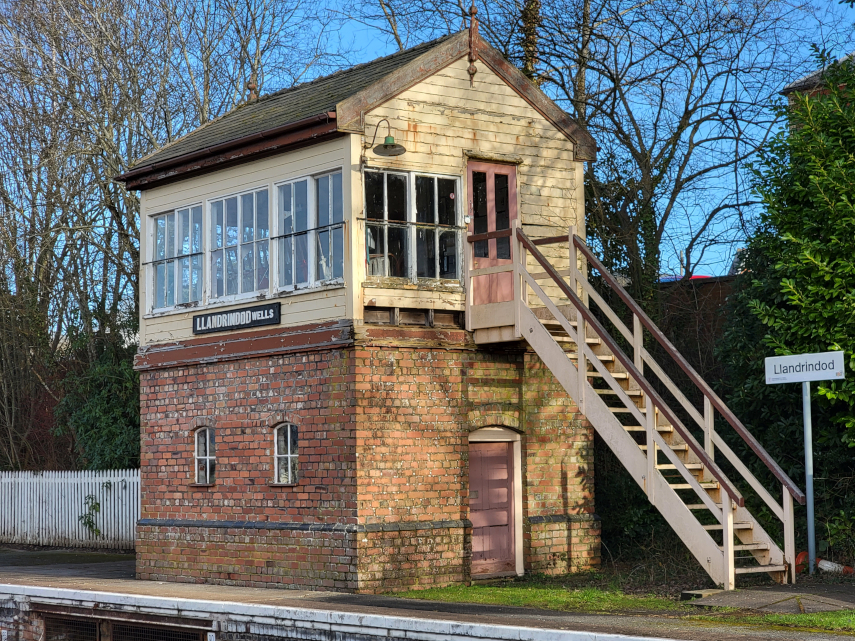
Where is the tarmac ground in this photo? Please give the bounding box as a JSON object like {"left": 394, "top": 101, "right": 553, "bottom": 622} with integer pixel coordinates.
{"left": 1, "top": 547, "right": 853, "bottom": 641}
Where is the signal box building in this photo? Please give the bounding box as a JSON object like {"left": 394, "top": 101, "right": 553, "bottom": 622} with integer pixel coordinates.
{"left": 119, "top": 25, "right": 600, "bottom": 592}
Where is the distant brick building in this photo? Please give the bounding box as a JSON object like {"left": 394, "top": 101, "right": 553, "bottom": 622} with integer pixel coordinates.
{"left": 120, "top": 25, "right": 600, "bottom": 592}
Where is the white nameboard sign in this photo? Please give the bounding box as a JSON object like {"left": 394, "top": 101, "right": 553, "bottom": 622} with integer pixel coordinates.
{"left": 765, "top": 351, "right": 845, "bottom": 385}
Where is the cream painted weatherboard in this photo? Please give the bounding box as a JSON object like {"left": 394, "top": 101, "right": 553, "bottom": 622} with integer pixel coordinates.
{"left": 139, "top": 137, "right": 352, "bottom": 346}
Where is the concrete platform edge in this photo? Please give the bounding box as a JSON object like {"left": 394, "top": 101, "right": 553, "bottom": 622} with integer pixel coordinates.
{"left": 0, "top": 583, "right": 676, "bottom": 641}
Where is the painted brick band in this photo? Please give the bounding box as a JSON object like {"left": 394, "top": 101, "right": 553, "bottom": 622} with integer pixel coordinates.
{"left": 138, "top": 518, "right": 472, "bottom": 533}
{"left": 526, "top": 514, "right": 601, "bottom": 525}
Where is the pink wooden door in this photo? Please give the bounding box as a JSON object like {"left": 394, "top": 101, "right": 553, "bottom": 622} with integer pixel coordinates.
{"left": 468, "top": 162, "right": 518, "bottom": 306}
{"left": 470, "top": 441, "right": 515, "bottom": 575}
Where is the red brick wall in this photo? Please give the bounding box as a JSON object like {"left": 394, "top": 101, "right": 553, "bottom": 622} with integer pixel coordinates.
{"left": 136, "top": 326, "right": 599, "bottom": 592}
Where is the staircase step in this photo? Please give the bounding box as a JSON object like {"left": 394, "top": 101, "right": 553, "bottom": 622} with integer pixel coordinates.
{"left": 703, "top": 522, "right": 753, "bottom": 531}
{"left": 687, "top": 503, "right": 723, "bottom": 510}
{"left": 597, "top": 388, "right": 643, "bottom": 397}
{"left": 625, "top": 425, "right": 674, "bottom": 433}
{"left": 720, "top": 543, "right": 770, "bottom": 552}
{"left": 586, "top": 371, "right": 630, "bottom": 380}
{"left": 610, "top": 407, "right": 646, "bottom": 413}
{"left": 671, "top": 482, "right": 719, "bottom": 490}
{"left": 656, "top": 463, "right": 702, "bottom": 470}
{"left": 734, "top": 565, "right": 787, "bottom": 575}
{"left": 639, "top": 443, "right": 688, "bottom": 452}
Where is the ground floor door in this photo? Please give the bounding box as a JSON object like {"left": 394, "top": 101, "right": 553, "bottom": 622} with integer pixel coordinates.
{"left": 469, "top": 441, "right": 515, "bottom": 575}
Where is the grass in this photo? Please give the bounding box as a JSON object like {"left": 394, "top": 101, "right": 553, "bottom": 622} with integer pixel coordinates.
{"left": 392, "top": 572, "right": 855, "bottom": 633}
{"left": 395, "top": 577, "right": 688, "bottom": 614}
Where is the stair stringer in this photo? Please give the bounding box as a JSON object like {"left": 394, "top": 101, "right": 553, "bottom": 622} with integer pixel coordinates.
{"left": 519, "top": 304, "right": 727, "bottom": 586}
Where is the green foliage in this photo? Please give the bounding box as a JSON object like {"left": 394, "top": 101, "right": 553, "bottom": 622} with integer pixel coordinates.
{"left": 54, "top": 322, "right": 140, "bottom": 470}
{"left": 718, "top": 53, "right": 855, "bottom": 563}
{"left": 78, "top": 494, "right": 102, "bottom": 537}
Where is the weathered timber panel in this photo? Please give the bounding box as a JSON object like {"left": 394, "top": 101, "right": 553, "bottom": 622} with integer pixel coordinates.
{"left": 140, "top": 137, "right": 353, "bottom": 346}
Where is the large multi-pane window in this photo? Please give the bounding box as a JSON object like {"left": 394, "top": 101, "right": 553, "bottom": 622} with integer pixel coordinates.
{"left": 210, "top": 189, "right": 269, "bottom": 298}
{"left": 365, "top": 170, "right": 460, "bottom": 281}
{"left": 153, "top": 206, "right": 203, "bottom": 309}
{"left": 278, "top": 172, "right": 343, "bottom": 289}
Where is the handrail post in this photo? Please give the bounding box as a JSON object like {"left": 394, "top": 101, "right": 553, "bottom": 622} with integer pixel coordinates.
{"left": 704, "top": 397, "right": 714, "bottom": 458}
{"left": 569, "top": 226, "right": 586, "bottom": 414}
{"left": 646, "top": 404, "right": 656, "bottom": 505}
{"left": 633, "top": 314, "right": 643, "bottom": 372}
{"left": 784, "top": 487, "right": 795, "bottom": 584}
{"left": 723, "top": 499, "right": 735, "bottom": 590}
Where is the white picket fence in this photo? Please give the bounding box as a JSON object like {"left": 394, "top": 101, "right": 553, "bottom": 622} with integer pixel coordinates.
{"left": 0, "top": 469, "right": 139, "bottom": 549}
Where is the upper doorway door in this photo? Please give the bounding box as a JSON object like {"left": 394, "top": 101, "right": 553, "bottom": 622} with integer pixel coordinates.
{"left": 467, "top": 162, "right": 518, "bottom": 306}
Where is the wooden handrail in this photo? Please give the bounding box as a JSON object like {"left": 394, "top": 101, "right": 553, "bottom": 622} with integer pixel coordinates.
{"left": 466, "top": 228, "right": 512, "bottom": 243}
{"left": 571, "top": 234, "right": 806, "bottom": 505}
{"left": 517, "top": 228, "right": 745, "bottom": 508}
{"left": 532, "top": 234, "right": 570, "bottom": 246}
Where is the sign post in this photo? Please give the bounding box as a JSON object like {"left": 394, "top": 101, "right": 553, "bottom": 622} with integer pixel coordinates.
{"left": 765, "top": 350, "right": 845, "bottom": 575}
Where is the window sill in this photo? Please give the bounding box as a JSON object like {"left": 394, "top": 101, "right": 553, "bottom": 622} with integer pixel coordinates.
{"left": 144, "top": 283, "right": 346, "bottom": 320}
{"left": 363, "top": 278, "right": 463, "bottom": 293}
{"left": 268, "top": 483, "right": 299, "bottom": 487}
{"left": 189, "top": 483, "right": 215, "bottom": 488}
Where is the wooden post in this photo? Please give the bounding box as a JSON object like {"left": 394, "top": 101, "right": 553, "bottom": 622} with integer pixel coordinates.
{"left": 704, "top": 397, "right": 714, "bottom": 458}
{"left": 783, "top": 487, "right": 796, "bottom": 585}
{"left": 646, "top": 404, "right": 656, "bottom": 505}
{"left": 723, "top": 499, "right": 735, "bottom": 590}
{"left": 569, "top": 227, "right": 586, "bottom": 414}
{"left": 514, "top": 218, "right": 523, "bottom": 338}
{"left": 633, "top": 314, "right": 643, "bottom": 372}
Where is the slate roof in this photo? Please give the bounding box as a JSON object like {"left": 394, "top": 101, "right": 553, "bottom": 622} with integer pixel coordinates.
{"left": 782, "top": 54, "right": 855, "bottom": 95}
{"left": 132, "top": 34, "right": 456, "bottom": 169}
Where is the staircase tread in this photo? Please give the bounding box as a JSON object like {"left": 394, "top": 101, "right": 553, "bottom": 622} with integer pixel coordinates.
{"left": 687, "top": 503, "right": 723, "bottom": 510}
{"left": 703, "top": 522, "right": 753, "bottom": 530}
{"left": 657, "top": 463, "right": 703, "bottom": 470}
{"left": 625, "top": 425, "right": 674, "bottom": 433}
{"left": 734, "top": 565, "right": 787, "bottom": 574}
{"left": 721, "top": 543, "right": 771, "bottom": 551}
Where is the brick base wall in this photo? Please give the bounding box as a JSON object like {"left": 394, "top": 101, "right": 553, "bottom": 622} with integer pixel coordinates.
{"left": 136, "top": 324, "right": 599, "bottom": 592}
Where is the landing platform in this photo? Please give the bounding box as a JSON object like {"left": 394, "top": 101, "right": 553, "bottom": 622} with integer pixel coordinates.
{"left": 0, "top": 547, "right": 851, "bottom": 641}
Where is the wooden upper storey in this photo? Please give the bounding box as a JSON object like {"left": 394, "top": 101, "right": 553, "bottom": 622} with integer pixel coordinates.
{"left": 126, "top": 29, "right": 593, "bottom": 348}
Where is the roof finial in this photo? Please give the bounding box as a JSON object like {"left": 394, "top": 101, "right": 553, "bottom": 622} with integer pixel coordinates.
{"left": 247, "top": 71, "right": 258, "bottom": 101}
{"left": 468, "top": 0, "right": 479, "bottom": 86}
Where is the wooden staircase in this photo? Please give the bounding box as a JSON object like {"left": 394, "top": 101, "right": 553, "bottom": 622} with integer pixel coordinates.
{"left": 465, "top": 223, "right": 805, "bottom": 589}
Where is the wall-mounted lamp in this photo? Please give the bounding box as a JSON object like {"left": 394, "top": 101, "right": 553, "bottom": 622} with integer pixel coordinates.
{"left": 366, "top": 119, "right": 406, "bottom": 157}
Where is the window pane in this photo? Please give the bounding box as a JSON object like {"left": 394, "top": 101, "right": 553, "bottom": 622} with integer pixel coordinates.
{"left": 257, "top": 240, "right": 269, "bottom": 290}
{"left": 279, "top": 184, "right": 292, "bottom": 235}
{"left": 212, "top": 250, "right": 224, "bottom": 298}
{"left": 387, "top": 174, "right": 407, "bottom": 222}
{"left": 178, "top": 256, "right": 190, "bottom": 304}
{"left": 241, "top": 193, "right": 254, "bottom": 243}
{"left": 212, "top": 201, "right": 224, "bottom": 249}
{"left": 166, "top": 214, "right": 176, "bottom": 258}
{"left": 276, "top": 427, "right": 287, "bottom": 456}
{"left": 241, "top": 244, "right": 254, "bottom": 292}
{"left": 332, "top": 172, "right": 343, "bottom": 223}
{"left": 208, "top": 459, "right": 216, "bottom": 483}
{"left": 155, "top": 217, "right": 166, "bottom": 260}
{"left": 365, "top": 171, "right": 384, "bottom": 220}
{"left": 438, "top": 179, "right": 456, "bottom": 226}
{"left": 366, "top": 225, "right": 385, "bottom": 276}
{"left": 280, "top": 237, "right": 293, "bottom": 287}
{"left": 256, "top": 190, "right": 269, "bottom": 239}
{"left": 226, "top": 247, "right": 239, "bottom": 295}
{"left": 179, "top": 208, "right": 190, "bottom": 255}
{"left": 495, "top": 173, "right": 510, "bottom": 230}
{"left": 196, "top": 429, "right": 207, "bottom": 457}
{"left": 191, "top": 206, "right": 203, "bottom": 253}
{"left": 295, "top": 233, "right": 309, "bottom": 284}
{"left": 317, "top": 175, "right": 330, "bottom": 227}
{"left": 387, "top": 225, "right": 408, "bottom": 277}
{"left": 332, "top": 227, "right": 344, "bottom": 279}
{"left": 416, "top": 227, "right": 436, "bottom": 278}
{"left": 316, "top": 229, "right": 330, "bottom": 280}
{"left": 289, "top": 456, "right": 298, "bottom": 484}
{"left": 497, "top": 237, "right": 511, "bottom": 260}
{"left": 439, "top": 231, "right": 458, "bottom": 279}
{"left": 226, "top": 197, "right": 238, "bottom": 246}
{"left": 276, "top": 456, "right": 289, "bottom": 483}
{"left": 208, "top": 428, "right": 215, "bottom": 451}
{"left": 415, "top": 176, "right": 435, "bottom": 224}
{"left": 197, "top": 458, "right": 207, "bottom": 484}
{"left": 295, "top": 180, "right": 308, "bottom": 231}
{"left": 166, "top": 260, "right": 175, "bottom": 307}
{"left": 155, "top": 262, "right": 166, "bottom": 308}
{"left": 289, "top": 424, "right": 298, "bottom": 455}
{"left": 473, "top": 171, "right": 488, "bottom": 258}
